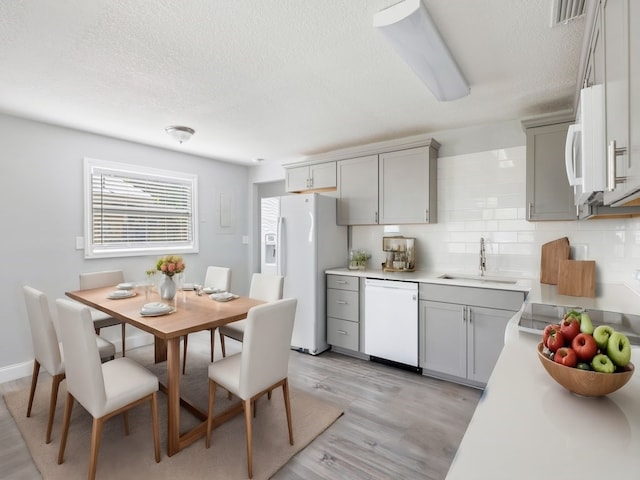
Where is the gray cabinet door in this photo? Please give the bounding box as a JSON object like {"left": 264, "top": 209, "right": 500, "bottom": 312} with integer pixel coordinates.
{"left": 525, "top": 122, "right": 576, "bottom": 221}
{"left": 379, "top": 146, "right": 435, "bottom": 224}
{"left": 466, "top": 306, "right": 513, "bottom": 384}
{"left": 337, "top": 155, "right": 379, "bottom": 225}
{"left": 420, "top": 300, "right": 466, "bottom": 378}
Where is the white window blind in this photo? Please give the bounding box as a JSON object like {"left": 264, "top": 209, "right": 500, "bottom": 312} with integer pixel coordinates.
{"left": 84, "top": 158, "right": 199, "bottom": 258}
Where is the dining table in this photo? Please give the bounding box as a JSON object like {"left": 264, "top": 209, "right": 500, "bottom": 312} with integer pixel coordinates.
{"left": 65, "top": 285, "right": 263, "bottom": 456}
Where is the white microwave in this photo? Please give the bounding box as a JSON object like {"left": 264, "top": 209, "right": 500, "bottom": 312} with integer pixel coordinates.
{"left": 565, "top": 84, "right": 605, "bottom": 205}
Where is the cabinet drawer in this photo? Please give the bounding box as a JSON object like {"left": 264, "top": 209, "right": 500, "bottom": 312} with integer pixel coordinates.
{"left": 327, "top": 289, "right": 359, "bottom": 321}
{"left": 327, "top": 317, "right": 359, "bottom": 350}
{"left": 327, "top": 274, "right": 359, "bottom": 291}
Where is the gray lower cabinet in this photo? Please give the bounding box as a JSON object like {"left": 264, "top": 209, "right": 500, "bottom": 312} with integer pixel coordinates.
{"left": 326, "top": 274, "right": 359, "bottom": 351}
{"left": 419, "top": 283, "right": 524, "bottom": 387}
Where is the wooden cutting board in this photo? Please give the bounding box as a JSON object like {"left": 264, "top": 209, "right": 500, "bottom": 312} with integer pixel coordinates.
{"left": 540, "top": 237, "right": 570, "bottom": 284}
{"left": 557, "top": 260, "right": 596, "bottom": 297}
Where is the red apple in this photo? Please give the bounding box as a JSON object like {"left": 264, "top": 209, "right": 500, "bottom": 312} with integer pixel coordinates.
{"left": 554, "top": 347, "right": 578, "bottom": 368}
{"left": 560, "top": 316, "right": 580, "bottom": 343}
{"left": 543, "top": 324, "right": 561, "bottom": 348}
{"left": 546, "top": 329, "right": 565, "bottom": 352}
{"left": 571, "top": 333, "right": 598, "bottom": 362}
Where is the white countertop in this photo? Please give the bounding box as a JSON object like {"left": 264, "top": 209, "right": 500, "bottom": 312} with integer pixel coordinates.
{"left": 327, "top": 267, "right": 640, "bottom": 478}
{"left": 445, "top": 314, "right": 640, "bottom": 480}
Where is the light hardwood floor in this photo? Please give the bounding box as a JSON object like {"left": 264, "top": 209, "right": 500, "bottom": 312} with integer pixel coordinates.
{"left": 0, "top": 332, "right": 482, "bottom": 480}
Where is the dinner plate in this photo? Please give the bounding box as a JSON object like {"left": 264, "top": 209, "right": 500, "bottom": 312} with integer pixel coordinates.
{"left": 203, "top": 287, "right": 223, "bottom": 294}
{"left": 116, "top": 282, "right": 135, "bottom": 290}
{"left": 181, "top": 283, "right": 195, "bottom": 291}
{"left": 140, "top": 302, "right": 173, "bottom": 315}
{"left": 108, "top": 290, "right": 136, "bottom": 299}
{"left": 210, "top": 292, "right": 238, "bottom": 302}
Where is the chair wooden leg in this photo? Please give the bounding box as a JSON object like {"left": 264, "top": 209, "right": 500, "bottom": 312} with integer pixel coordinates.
{"left": 121, "top": 322, "right": 126, "bottom": 357}
{"left": 243, "top": 398, "right": 254, "bottom": 479}
{"left": 58, "top": 393, "right": 74, "bottom": 464}
{"left": 182, "top": 335, "right": 188, "bottom": 375}
{"left": 89, "top": 417, "right": 105, "bottom": 480}
{"left": 283, "top": 378, "right": 294, "bottom": 445}
{"left": 219, "top": 330, "right": 227, "bottom": 358}
{"left": 150, "top": 392, "right": 161, "bottom": 463}
{"left": 26, "top": 360, "right": 40, "bottom": 418}
{"left": 46, "top": 373, "right": 64, "bottom": 444}
{"left": 210, "top": 328, "right": 215, "bottom": 362}
{"left": 206, "top": 380, "right": 217, "bottom": 448}
{"left": 253, "top": 399, "right": 257, "bottom": 418}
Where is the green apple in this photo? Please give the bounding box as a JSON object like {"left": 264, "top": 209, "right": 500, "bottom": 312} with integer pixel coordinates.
{"left": 592, "top": 353, "right": 616, "bottom": 373}
{"left": 576, "top": 362, "right": 592, "bottom": 371}
{"left": 593, "top": 325, "right": 614, "bottom": 350}
{"left": 579, "top": 312, "right": 594, "bottom": 335}
{"left": 607, "top": 331, "right": 632, "bottom": 367}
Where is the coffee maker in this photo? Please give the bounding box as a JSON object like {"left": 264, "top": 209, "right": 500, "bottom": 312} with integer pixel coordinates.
{"left": 382, "top": 236, "right": 416, "bottom": 272}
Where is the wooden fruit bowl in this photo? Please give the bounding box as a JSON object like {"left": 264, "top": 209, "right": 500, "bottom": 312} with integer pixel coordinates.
{"left": 537, "top": 342, "right": 634, "bottom": 397}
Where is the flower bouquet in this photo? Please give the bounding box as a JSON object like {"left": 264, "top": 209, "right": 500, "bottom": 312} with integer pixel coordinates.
{"left": 156, "top": 255, "right": 185, "bottom": 277}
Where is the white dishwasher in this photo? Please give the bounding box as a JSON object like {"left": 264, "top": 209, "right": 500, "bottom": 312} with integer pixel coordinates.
{"left": 364, "top": 278, "right": 419, "bottom": 369}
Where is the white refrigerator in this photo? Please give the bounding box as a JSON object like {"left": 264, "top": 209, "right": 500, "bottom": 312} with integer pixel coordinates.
{"left": 261, "top": 193, "right": 347, "bottom": 354}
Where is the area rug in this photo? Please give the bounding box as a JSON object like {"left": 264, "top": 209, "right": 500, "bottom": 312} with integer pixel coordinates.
{"left": 4, "top": 347, "right": 343, "bottom": 480}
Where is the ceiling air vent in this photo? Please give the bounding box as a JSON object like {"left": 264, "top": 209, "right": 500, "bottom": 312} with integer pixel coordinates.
{"left": 551, "top": 0, "right": 586, "bottom": 26}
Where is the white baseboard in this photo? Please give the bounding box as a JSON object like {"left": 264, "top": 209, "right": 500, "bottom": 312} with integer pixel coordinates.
{"left": 0, "top": 333, "right": 155, "bottom": 384}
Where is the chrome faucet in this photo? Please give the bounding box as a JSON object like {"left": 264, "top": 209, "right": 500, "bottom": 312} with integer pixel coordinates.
{"left": 479, "top": 237, "right": 486, "bottom": 276}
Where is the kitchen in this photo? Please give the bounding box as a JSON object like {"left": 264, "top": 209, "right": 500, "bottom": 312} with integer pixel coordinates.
{"left": 1, "top": 1, "right": 640, "bottom": 479}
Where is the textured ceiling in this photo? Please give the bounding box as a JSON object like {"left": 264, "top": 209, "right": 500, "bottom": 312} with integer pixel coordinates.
{"left": 0, "top": 0, "right": 586, "bottom": 165}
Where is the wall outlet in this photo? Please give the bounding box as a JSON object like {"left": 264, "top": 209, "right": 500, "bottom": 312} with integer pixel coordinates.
{"left": 241, "top": 235, "right": 249, "bottom": 245}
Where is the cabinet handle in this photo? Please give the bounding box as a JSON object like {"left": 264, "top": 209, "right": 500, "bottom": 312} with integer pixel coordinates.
{"left": 335, "top": 280, "right": 348, "bottom": 284}
{"left": 374, "top": 211, "right": 378, "bottom": 223}
{"left": 335, "top": 300, "right": 347, "bottom": 304}
{"left": 337, "top": 330, "right": 348, "bottom": 335}
{"left": 528, "top": 202, "right": 533, "bottom": 219}
{"left": 468, "top": 308, "right": 472, "bottom": 324}
{"left": 425, "top": 209, "right": 429, "bottom": 222}
{"left": 607, "top": 140, "right": 627, "bottom": 191}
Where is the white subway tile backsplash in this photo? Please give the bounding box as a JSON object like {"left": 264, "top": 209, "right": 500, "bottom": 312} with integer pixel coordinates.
{"left": 350, "top": 145, "right": 640, "bottom": 285}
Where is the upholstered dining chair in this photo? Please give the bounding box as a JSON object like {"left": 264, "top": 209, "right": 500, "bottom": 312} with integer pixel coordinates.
{"left": 181, "top": 266, "right": 232, "bottom": 374}
{"left": 55, "top": 298, "right": 160, "bottom": 480}
{"left": 218, "top": 273, "right": 284, "bottom": 358}
{"left": 23, "top": 285, "right": 116, "bottom": 444}
{"left": 79, "top": 270, "right": 128, "bottom": 356}
{"left": 206, "top": 298, "right": 297, "bottom": 479}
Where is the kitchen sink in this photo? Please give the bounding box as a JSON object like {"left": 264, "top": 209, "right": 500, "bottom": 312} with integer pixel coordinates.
{"left": 438, "top": 273, "right": 518, "bottom": 285}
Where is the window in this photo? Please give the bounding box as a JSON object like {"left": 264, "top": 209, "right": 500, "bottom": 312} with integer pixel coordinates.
{"left": 84, "top": 158, "right": 199, "bottom": 258}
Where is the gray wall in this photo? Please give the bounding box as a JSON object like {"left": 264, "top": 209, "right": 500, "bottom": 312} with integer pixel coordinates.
{"left": 0, "top": 113, "right": 251, "bottom": 379}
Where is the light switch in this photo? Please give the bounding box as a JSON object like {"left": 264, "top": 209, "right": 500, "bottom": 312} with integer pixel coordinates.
{"left": 75, "top": 236, "right": 84, "bottom": 250}
{"left": 241, "top": 235, "right": 249, "bottom": 245}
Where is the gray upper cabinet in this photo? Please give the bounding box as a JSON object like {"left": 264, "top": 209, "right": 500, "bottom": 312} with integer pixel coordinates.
{"left": 337, "top": 155, "right": 379, "bottom": 225}
{"left": 379, "top": 146, "right": 437, "bottom": 224}
{"left": 601, "top": 0, "right": 640, "bottom": 205}
{"left": 524, "top": 121, "right": 576, "bottom": 221}
{"left": 285, "top": 162, "right": 336, "bottom": 193}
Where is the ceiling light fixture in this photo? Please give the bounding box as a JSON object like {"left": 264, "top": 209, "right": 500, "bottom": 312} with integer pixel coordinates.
{"left": 373, "top": 0, "right": 470, "bottom": 102}
{"left": 165, "top": 125, "right": 195, "bottom": 144}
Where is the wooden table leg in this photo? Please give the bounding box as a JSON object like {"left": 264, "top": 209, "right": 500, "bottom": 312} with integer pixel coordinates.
{"left": 154, "top": 337, "right": 167, "bottom": 363}
{"left": 166, "top": 337, "right": 181, "bottom": 456}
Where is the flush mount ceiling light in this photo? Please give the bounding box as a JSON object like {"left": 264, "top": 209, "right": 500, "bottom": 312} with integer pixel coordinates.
{"left": 373, "top": 0, "right": 469, "bottom": 102}
{"left": 165, "top": 125, "right": 195, "bottom": 144}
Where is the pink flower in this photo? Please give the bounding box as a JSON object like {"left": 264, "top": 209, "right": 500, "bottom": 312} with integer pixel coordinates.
{"left": 168, "top": 263, "right": 176, "bottom": 273}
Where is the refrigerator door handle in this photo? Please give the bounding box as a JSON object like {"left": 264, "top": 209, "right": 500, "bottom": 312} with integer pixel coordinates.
{"left": 276, "top": 216, "right": 285, "bottom": 276}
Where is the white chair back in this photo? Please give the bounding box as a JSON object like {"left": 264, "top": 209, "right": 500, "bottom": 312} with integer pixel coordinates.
{"left": 239, "top": 298, "right": 297, "bottom": 398}
{"left": 56, "top": 299, "right": 107, "bottom": 418}
{"left": 248, "top": 273, "right": 284, "bottom": 301}
{"left": 23, "top": 286, "right": 63, "bottom": 375}
{"left": 204, "top": 266, "right": 231, "bottom": 291}
{"left": 79, "top": 270, "right": 124, "bottom": 289}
